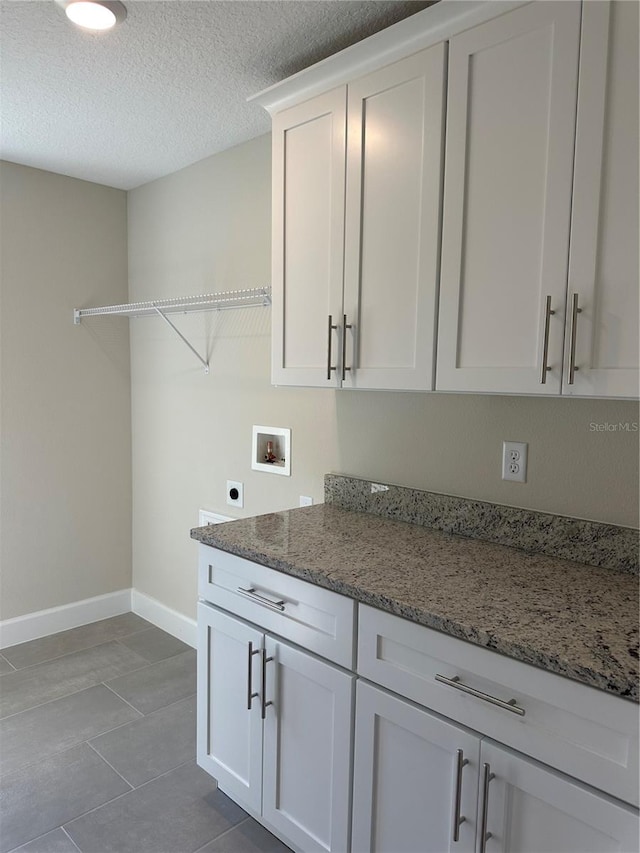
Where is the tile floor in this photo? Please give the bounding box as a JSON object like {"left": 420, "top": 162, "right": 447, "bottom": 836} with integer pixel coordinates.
{"left": 0, "top": 614, "right": 291, "bottom": 853}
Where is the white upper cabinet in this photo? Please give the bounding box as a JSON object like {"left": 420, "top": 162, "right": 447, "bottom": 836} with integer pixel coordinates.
{"left": 272, "top": 88, "right": 347, "bottom": 388}
{"left": 563, "top": 0, "right": 639, "bottom": 398}
{"left": 436, "top": 1, "right": 582, "bottom": 394}
{"left": 342, "top": 45, "right": 446, "bottom": 390}
{"left": 271, "top": 46, "right": 446, "bottom": 390}
{"left": 264, "top": 0, "right": 638, "bottom": 397}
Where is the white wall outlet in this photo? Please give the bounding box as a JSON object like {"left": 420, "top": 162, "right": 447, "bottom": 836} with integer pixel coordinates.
{"left": 299, "top": 495, "right": 313, "bottom": 507}
{"left": 502, "top": 441, "right": 528, "bottom": 483}
{"left": 226, "top": 480, "right": 244, "bottom": 508}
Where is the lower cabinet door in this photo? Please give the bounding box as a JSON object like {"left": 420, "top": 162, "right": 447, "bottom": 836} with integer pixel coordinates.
{"left": 351, "top": 681, "right": 480, "bottom": 853}
{"left": 262, "top": 636, "right": 354, "bottom": 853}
{"left": 478, "top": 740, "right": 640, "bottom": 853}
{"left": 196, "top": 603, "right": 263, "bottom": 814}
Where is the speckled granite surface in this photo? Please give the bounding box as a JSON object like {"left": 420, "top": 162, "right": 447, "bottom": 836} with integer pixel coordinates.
{"left": 191, "top": 505, "right": 639, "bottom": 702}
{"left": 325, "top": 474, "right": 639, "bottom": 575}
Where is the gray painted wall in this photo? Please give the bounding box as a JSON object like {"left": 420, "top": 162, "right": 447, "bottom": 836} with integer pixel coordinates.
{"left": 0, "top": 162, "right": 132, "bottom": 620}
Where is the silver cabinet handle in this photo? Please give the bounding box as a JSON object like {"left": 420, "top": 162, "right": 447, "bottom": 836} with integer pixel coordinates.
{"left": 452, "top": 749, "right": 469, "bottom": 843}
{"left": 237, "top": 587, "right": 286, "bottom": 612}
{"left": 540, "top": 295, "right": 555, "bottom": 384}
{"left": 246, "top": 641, "right": 260, "bottom": 710}
{"left": 568, "top": 293, "right": 582, "bottom": 385}
{"left": 261, "top": 647, "right": 274, "bottom": 720}
{"left": 479, "top": 762, "right": 495, "bottom": 853}
{"left": 327, "top": 315, "right": 338, "bottom": 380}
{"left": 341, "top": 314, "right": 352, "bottom": 381}
{"left": 435, "top": 674, "right": 525, "bottom": 716}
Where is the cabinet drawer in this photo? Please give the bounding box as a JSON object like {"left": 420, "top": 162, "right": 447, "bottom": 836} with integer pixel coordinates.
{"left": 199, "top": 545, "right": 355, "bottom": 669}
{"left": 358, "top": 604, "right": 639, "bottom": 806}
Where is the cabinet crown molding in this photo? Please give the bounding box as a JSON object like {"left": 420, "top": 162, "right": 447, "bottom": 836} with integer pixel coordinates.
{"left": 248, "top": 0, "right": 529, "bottom": 115}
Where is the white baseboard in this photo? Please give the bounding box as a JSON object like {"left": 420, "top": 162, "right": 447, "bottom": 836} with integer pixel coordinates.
{"left": 131, "top": 590, "right": 197, "bottom": 648}
{"left": 0, "top": 589, "right": 133, "bottom": 650}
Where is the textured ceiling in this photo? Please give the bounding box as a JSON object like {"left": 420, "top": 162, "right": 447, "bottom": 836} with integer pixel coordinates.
{"left": 0, "top": 0, "right": 433, "bottom": 189}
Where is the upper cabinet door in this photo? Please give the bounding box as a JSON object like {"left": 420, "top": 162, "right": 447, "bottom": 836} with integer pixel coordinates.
{"left": 563, "top": 0, "right": 639, "bottom": 399}
{"left": 436, "top": 2, "right": 581, "bottom": 394}
{"left": 342, "top": 45, "right": 446, "bottom": 391}
{"left": 272, "top": 88, "right": 346, "bottom": 387}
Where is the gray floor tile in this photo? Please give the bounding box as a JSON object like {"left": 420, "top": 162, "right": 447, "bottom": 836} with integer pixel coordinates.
{"left": 89, "top": 695, "right": 195, "bottom": 787}
{"left": 65, "top": 762, "right": 245, "bottom": 853}
{"left": 0, "top": 684, "right": 141, "bottom": 777}
{"left": 0, "top": 642, "right": 148, "bottom": 720}
{"left": 2, "top": 614, "right": 150, "bottom": 670}
{"left": 105, "top": 649, "right": 196, "bottom": 714}
{"left": 0, "top": 744, "right": 131, "bottom": 853}
{"left": 117, "top": 626, "right": 191, "bottom": 663}
{"left": 9, "top": 828, "right": 80, "bottom": 853}
{"left": 0, "top": 655, "right": 15, "bottom": 676}
{"left": 196, "top": 819, "right": 292, "bottom": 853}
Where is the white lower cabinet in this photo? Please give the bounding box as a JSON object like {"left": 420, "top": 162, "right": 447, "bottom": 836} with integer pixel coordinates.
{"left": 478, "top": 741, "right": 639, "bottom": 853}
{"left": 351, "top": 680, "right": 639, "bottom": 853}
{"left": 351, "top": 681, "right": 480, "bottom": 853}
{"left": 197, "top": 602, "right": 354, "bottom": 853}
{"left": 197, "top": 552, "right": 639, "bottom": 853}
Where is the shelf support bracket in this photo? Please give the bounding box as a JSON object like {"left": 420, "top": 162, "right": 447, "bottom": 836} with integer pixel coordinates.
{"left": 153, "top": 306, "right": 209, "bottom": 374}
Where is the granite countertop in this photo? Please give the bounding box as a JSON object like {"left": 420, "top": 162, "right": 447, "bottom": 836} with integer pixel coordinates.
{"left": 191, "top": 504, "right": 639, "bottom": 702}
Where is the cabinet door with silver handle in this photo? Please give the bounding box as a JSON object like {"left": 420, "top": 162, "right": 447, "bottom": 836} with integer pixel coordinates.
{"left": 196, "top": 604, "right": 263, "bottom": 814}
{"left": 263, "top": 637, "right": 354, "bottom": 853}
{"left": 352, "top": 680, "right": 479, "bottom": 852}
{"left": 476, "top": 740, "right": 639, "bottom": 853}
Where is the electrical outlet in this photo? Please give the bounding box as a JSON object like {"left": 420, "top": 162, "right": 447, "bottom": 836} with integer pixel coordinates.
{"left": 502, "top": 442, "right": 528, "bottom": 483}
{"left": 226, "top": 480, "right": 244, "bottom": 508}
{"left": 299, "top": 495, "right": 313, "bottom": 507}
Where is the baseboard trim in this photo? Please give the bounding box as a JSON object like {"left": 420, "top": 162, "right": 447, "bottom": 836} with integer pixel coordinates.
{"left": 0, "top": 589, "right": 133, "bottom": 650}
{"left": 131, "top": 590, "right": 197, "bottom": 648}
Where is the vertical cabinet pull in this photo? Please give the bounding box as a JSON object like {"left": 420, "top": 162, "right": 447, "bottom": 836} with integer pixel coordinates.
{"left": 452, "top": 749, "right": 469, "bottom": 842}
{"left": 261, "top": 647, "right": 274, "bottom": 720}
{"left": 246, "top": 641, "right": 260, "bottom": 710}
{"left": 568, "top": 293, "right": 582, "bottom": 385}
{"left": 479, "top": 762, "right": 495, "bottom": 853}
{"left": 327, "top": 315, "right": 338, "bottom": 380}
{"left": 540, "top": 295, "right": 555, "bottom": 384}
{"left": 341, "top": 314, "right": 352, "bottom": 380}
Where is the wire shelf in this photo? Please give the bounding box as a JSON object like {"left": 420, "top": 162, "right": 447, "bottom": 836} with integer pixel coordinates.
{"left": 73, "top": 286, "right": 271, "bottom": 323}
{"left": 73, "top": 286, "right": 272, "bottom": 374}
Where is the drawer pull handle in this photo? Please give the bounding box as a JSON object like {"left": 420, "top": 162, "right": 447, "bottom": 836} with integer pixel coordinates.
{"left": 435, "top": 674, "right": 525, "bottom": 717}
{"left": 479, "top": 762, "right": 495, "bottom": 853}
{"left": 261, "top": 648, "right": 274, "bottom": 720}
{"left": 237, "top": 587, "right": 286, "bottom": 612}
{"left": 452, "top": 748, "right": 468, "bottom": 843}
{"left": 246, "top": 641, "right": 260, "bottom": 711}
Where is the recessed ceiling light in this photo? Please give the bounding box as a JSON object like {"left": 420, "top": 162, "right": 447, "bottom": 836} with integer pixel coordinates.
{"left": 56, "top": 0, "right": 127, "bottom": 32}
